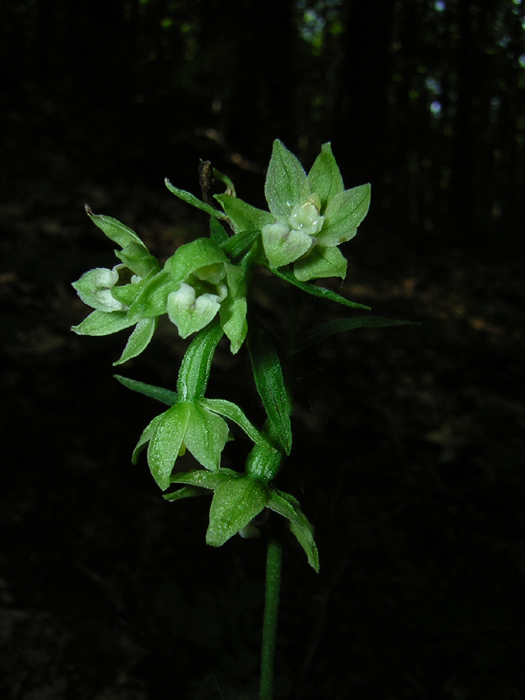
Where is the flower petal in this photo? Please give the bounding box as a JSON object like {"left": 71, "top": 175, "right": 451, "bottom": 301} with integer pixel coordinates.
{"left": 165, "top": 238, "right": 228, "bottom": 284}
{"left": 262, "top": 223, "right": 313, "bottom": 269}
{"left": 167, "top": 283, "right": 221, "bottom": 338}
{"left": 293, "top": 245, "right": 347, "bottom": 282}
{"left": 264, "top": 140, "right": 310, "bottom": 222}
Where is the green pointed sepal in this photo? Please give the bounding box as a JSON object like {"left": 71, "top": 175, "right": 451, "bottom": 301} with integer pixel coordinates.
{"left": 165, "top": 468, "right": 319, "bottom": 571}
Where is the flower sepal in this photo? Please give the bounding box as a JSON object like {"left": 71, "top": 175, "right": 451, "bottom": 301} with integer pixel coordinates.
{"left": 215, "top": 193, "right": 274, "bottom": 233}
{"left": 115, "top": 241, "right": 160, "bottom": 278}
{"left": 164, "top": 468, "right": 319, "bottom": 571}
{"left": 133, "top": 400, "right": 230, "bottom": 490}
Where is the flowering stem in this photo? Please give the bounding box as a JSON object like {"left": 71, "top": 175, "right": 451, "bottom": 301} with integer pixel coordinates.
{"left": 259, "top": 536, "right": 283, "bottom": 700}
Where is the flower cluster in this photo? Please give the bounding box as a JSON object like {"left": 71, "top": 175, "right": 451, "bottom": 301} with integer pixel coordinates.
{"left": 72, "top": 209, "right": 247, "bottom": 361}
{"left": 71, "top": 140, "right": 389, "bottom": 571}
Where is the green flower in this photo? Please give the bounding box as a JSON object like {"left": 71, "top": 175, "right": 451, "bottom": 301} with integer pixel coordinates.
{"left": 72, "top": 265, "right": 128, "bottom": 312}
{"left": 133, "top": 400, "right": 230, "bottom": 491}
{"left": 126, "top": 322, "right": 272, "bottom": 493}
{"left": 71, "top": 208, "right": 163, "bottom": 365}
{"left": 261, "top": 140, "right": 371, "bottom": 282}
{"left": 164, "top": 238, "right": 248, "bottom": 354}
{"left": 164, "top": 440, "right": 319, "bottom": 572}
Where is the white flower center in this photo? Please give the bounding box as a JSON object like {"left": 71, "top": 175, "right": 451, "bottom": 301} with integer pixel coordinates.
{"left": 93, "top": 266, "right": 125, "bottom": 311}
{"left": 288, "top": 194, "right": 324, "bottom": 236}
{"left": 170, "top": 282, "right": 223, "bottom": 312}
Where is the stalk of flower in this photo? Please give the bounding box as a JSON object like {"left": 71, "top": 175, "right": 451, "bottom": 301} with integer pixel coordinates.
{"left": 72, "top": 141, "right": 416, "bottom": 700}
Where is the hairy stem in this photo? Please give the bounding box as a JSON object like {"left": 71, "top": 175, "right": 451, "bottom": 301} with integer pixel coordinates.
{"left": 259, "top": 536, "right": 283, "bottom": 700}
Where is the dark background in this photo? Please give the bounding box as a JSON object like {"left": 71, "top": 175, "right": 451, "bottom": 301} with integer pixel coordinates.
{"left": 1, "top": 1, "right": 525, "bottom": 698}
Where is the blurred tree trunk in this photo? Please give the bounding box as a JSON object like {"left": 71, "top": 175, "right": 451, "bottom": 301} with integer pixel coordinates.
{"left": 223, "top": 0, "right": 295, "bottom": 158}
{"left": 64, "top": 0, "right": 125, "bottom": 100}
{"left": 2, "top": 0, "right": 30, "bottom": 91}
{"left": 449, "top": 0, "right": 474, "bottom": 236}
{"left": 34, "top": 0, "right": 56, "bottom": 86}
{"left": 332, "top": 0, "right": 396, "bottom": 190}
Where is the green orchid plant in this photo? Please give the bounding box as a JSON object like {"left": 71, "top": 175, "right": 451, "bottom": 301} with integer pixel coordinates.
{"left": 72, "top": 139, "right": 414, "bottom": 699}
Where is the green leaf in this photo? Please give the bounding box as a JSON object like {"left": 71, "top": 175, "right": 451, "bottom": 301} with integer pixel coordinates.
{"left": 321, "top": 183, "right": 371, "bottom": 245}
{"left": 264, "top": 140, "right": 310, "bottom": 222}
{"left": 267, "top": 489, "right": 319, "bottom": 572}
{"left": 165, "top": 179, "right": 227, "bottom": 220}
{"left": 307, "top": 143, "right": 344, "bottom": 210}
{"left": 206, "top": 475, "right": 269, "bottom": 547}
{"left": 210, "top": 218, "right": 229, "bottom": 245}
{"left": 220, "top": 228, "right": 261, "bottom": 264}
{"left": 177, "top": 320, "right": 224, "bottom": 401}
{"left": 114, "top": 374, "right": 178, "bottom": 406}
{"left": 293, "top": 244, "right": 347, "bottom": 282}
{"left": 85, "top": 205, "right": 146, "bottom": 249}
{"left": 263, "top": 265, "right": 371, "bottom": 310}
{"left": 201, "top": 398, "right": 267, "bottom": 447}
{"left": 248, "top": 326, "right": 292, "bottom": 455}
{"left": 71, "top": 309, "right": 136, "bottom": 336}
{"left": 294, "top": 316, "right": 421, "bottom": 353}
{"left": 215, "top": 194, "right": 274, "bottom": 233}
{"left": 113, "top": 317, "right": 158, "bottom": 365}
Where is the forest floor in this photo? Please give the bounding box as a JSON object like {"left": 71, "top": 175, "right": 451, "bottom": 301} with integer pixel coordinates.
{"left": 1, "top": 99, "right": 525, "bottom": 700}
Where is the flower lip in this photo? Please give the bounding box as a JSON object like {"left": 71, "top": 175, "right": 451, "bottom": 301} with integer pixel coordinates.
{"left": 288, "top": 194, "right": 324, "bottom": 236}
{"left": 171, "top": 282, "right": 197, "bottom": 309}
{"left": 72, "top": 265, "right": 127, "bottom": 312}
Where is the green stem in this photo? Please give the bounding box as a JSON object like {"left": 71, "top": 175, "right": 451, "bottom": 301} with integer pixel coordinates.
{"left": 259, "top": 536, "right": 283, "bottom": 700}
